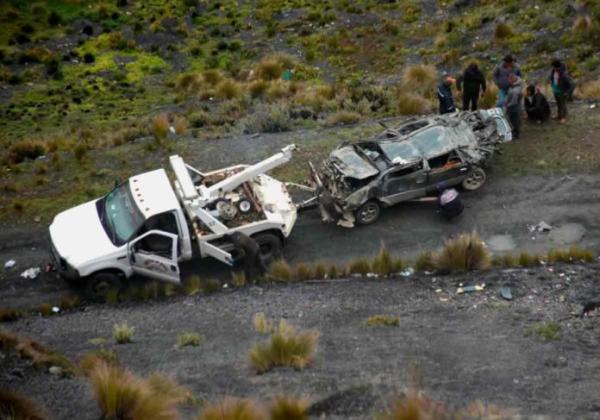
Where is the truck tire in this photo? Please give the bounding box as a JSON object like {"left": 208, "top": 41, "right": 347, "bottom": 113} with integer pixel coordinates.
{"left": 252, "top": 232, "right": 283, "bottom": 265}
{"left": 84, "top": 271, "right": 122, "bottom": 302}
{"left": 355, "top": 200, "right": 381, "bottom": 225}
{"left": 461, "top": 166, "right": 486, "bottom": 191}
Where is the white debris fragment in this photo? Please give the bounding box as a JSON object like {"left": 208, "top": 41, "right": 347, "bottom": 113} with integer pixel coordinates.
{"left": 400, "top": 267, "right": 415, "bottom": 277}
{"left": 4, "top": 259, "right": 15, "bottom": 269}
{"left": 20, "top": 267, "right": 40, "bottom": 279}
{"left": 52, "top": 306, "right": 60, "bottom": 313}
{"left": 591, "top": 103, "right": 597, "bottom": 109}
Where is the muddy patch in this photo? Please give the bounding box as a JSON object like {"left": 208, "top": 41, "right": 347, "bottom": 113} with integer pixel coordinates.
{"left": 486, "top": 234, "right": 516, "bottom": 252}
{"left": 548, "top": 223, "right": 586, "bottom": 245}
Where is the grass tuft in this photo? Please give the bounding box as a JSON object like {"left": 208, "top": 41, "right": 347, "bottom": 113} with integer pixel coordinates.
{"left": 313, "top": 263, "right": 327, "bottom": 280}
{"left": 0, "top": 308, "right": 23, "bottom": 322}
{"left": 8, "top": 139, "right": 47, "bottom": 164}
{"left": 324, "top": 110, "right": 361, "bottom": 126}
{"left": 198, "top": 397, "right": 264, "bottom": 420}
{"left": 177, "top": 332, "right": 202, "bottom": 348}
{"left": 256, "top": 58, "right": 283, "bottom": 81}
{"left": 435, "top": 232, "right": 491, "bottom": 272}
{"left": 573, "top": 15, "right": 593, "bottom": 34}
{"left": 0, "top": 389, "right": 45, "bottom": 420}
{"left": 216, "top": 79, "right": 242, "bottom": 100}
{"left": 202, "top": 69, "right": 223, "bottom": 86}
{"left": 518, "top": 251, "right": 539, "bottom": 267}
{"left": 494, "top": 22, "right": 514, "bottom": 39}
{"left": 366, "top": 314, "right": 399, "bottom": 327}
{"left": 480, "top": 83, "right": 498, "bottom": 109}
{"left": 295, "top": 263, "right": 312, "bottom": 281}
{"left": 527, "top": 322, "right": 561, "bottom": 340}
{"left": 173, "top": 116, "right": 188, "bottom": 135}
{"left": 267, "top": 260, "right": 294, "bottom": 282}
{"left": 151, "top": 113, "right": 170, "bottom": 140}
{"left": 183, "top": 275, "right": 202, "bottom": 296}
{"left": 79, "top": 349, "right": 118, "bottom": 376}
{"left": 252, "top": 312, "right": 272, "bottom": 334}
{"left": 396, "top": 93, "right": 431, "bottom": 115}
{"left": 348, "top": 258, "right": 371, "bottom": 276}
{"left": 579, "top": 80, "right": 600, "bottom": 100}
{"left": 401, "top": 64, "right": 437, "bottom": 96}
{"left": 113, "top": 323, "right": 134, "bottom": 344}
{"left": 269, "top": 395, "right": 309, "bottom": 420}
{"left": 371, "top": 246, "right": 394, "bottom": 277}
{"left": 327, "top": 264, "right": 341, "bottom": 279}
{"left": 414, "top": 250, "right": 435, "bottom": 272}
{"left": 249, "top": 320, "right": 319, "bottom": 374}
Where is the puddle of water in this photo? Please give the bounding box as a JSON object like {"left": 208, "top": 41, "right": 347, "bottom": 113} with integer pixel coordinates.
{"left": 487, "top": 234, "right": 516, "bottom": 252}
{"left": 548, "top": 223, "right": 586, "bottom": 245}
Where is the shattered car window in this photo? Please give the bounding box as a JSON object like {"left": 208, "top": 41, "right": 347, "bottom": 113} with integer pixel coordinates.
{"left": 410, "top": 127, "right": 446, "bottom": 154}
{"left": 380, "top": 142, "right": 421, "bottom": 165}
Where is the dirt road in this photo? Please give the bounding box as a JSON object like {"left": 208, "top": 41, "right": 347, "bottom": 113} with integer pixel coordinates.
{"left": 3, "top": 265, "right": 600, "bottom": 419}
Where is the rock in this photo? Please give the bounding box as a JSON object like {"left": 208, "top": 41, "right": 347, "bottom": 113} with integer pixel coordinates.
{"left": 49, "top": 366, "right": 63, "bottom": 376}
{"left": 33, "top": 216, "right": 41, "bottom": 223}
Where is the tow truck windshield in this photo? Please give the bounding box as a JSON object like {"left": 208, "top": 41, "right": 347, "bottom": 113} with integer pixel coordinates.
{"left": 98, "top": 183, "right": 144, "bottom": 246}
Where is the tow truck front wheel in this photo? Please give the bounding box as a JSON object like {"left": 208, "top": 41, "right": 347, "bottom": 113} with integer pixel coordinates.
{"left": 84, "top": 272, "right": 122, "bottom": 302}
{"left": 461, "top": 166, "right": 487, "bottom": 191}
{"left": 355, "top": 200, "right": 381, "bottom": 225}
{"left": 253, "top": 232, "right": 283, "bottom": 266}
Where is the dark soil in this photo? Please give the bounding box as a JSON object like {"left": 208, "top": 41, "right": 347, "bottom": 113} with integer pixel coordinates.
{"left": 2, "top": 265, "right": 600, "bottom": 419}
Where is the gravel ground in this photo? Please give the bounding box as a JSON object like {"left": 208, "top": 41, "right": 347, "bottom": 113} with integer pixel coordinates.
{"left": 2, "top": 264, "right": 600, "bottom": 419}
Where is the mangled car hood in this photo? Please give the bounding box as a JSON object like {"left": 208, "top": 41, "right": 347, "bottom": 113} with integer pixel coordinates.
{"left": 329, "top": 146, "right": 379, "bottom": 180}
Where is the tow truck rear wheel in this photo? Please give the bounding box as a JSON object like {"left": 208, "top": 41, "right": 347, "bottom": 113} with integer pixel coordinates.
{"left": 355, "top": 200, "right": 381, "bottom": 225}
{"left": 84, "top": 272, "right": 122, "bottom": 302}
{"left": 461, "top": 166, "right": 487, "bottom": 191}
{"left": 252, "top": 232, "right": 283, "bottom": 266}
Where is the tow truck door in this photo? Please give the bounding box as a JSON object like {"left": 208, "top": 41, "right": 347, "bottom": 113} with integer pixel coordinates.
{"left": 127, "top": 230, "right": 180, "bottom": 283}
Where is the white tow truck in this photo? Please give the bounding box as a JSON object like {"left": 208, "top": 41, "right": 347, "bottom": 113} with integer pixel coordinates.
{"left": 49, "top": 145, "right": 298, "bottom": 299}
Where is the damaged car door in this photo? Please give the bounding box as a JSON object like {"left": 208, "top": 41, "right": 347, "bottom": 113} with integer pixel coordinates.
{"left": 425, "top": 150, "right": 469, "bottom": 193}
{"left": 380, "top": 160, "right": 429, "bottom": 205}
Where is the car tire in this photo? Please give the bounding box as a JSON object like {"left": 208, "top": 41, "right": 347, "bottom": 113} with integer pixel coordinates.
{"left": 461, "top": 166, "right": 486, "bottom": 191}
{"left": 252, "top": 232, "right": 283, "bottom": 265}
{"left": 355, "top": 200, "right": 381, "bottom": 225}
{"left": 84, "top": 271, "right": 122, "bottom": 302}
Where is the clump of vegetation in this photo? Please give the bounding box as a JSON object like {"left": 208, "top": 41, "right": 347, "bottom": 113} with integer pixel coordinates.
{"left": 313, "top": 263, "right": 327, "bottom": 280}
{"left": 573, "top": 15, "right": 593, "bottom": 35}
{"left": 199, "top": 397, "right": 264, "bottom": 420}
{"left": 231, "top": 270, "right": 247, "bottom": 287}
{"left": 494, "top": 22, "right": 515, "bottom": 39}
{"left": 295, "top": 263, "right": 312, "bottom": 281}
{"left": 347, "top": 258, "right": 371, "bottom": 276}
{"left": 0, "top": 308, "right": 22, "bottom": 322}
{"left": 267, "top": 260, "right": 294, "bottom": 282}
{"left": 435, "top": 232, "right": 491, "bottom": 272}
{"left": 480, "top": 83, "right": 498, "bottom": 108}
{"left": 253, "top": 312, "right": 273, "bottom": 334}
{"left": 248, "top": 79, "right": 269, "bottom": 99}
{"left": 371, "top": 246, "right": 394, "bottom": 277}
{"left": 113, "top": 323, "right": 134, "bottom": 344}
{"left": 527, "top": 322, "right": 561, "bottom": 341}
{"left": 415, "top": 250, "right": 435, "bottom": 272}
{"left": 249, "top": 319, "right": 319, "bottom": 373}
{"left": 183, "top": 275, "right": 202, "bottom": 295}
{"left": 269, "top": 395, "right": 309, "bottom": 420}
{"left": 579, "top": 80, "right": 600, "bottom": 100}
{"left": 216, "top": 79, "right": 242, "bottom": 100}
{"left": 567, "top": 246, "right": 595, "bottom": 262}
{"left": 241, "top": 102, "right": 292, "bottom": 133}
{"left": 366, "top": 314, "right": 399, "bottom": 327}
{"left": 327, "top": 264, "right": 341, "bottom": 279}
{"left": 0, "top": 389, "right": 45, "bottom": 420}
{"left": 324, "top": 110, "right": 361, "bottom": 126}
{"left": 173, "top": 116, "right": 188, "bottom": 135}
{"left": 0, "top": 329, "right": 76, "bottom": 376}
{"left": 79, "top": 349, "right": 118, "bottom": 376}
{"left": 401, "top": 64, "right": 437, "bottom": 96}
{"left": 202, "top": 69, "right": 223, "bottom": 86}
{"left": 518, "top": 251, "right": 539, "bottom": 267}
{"left": 151, "top": 113, "right": 170, "bottom": 140}
{"left": 396, "top": 93, "right": 431, "bottom": 115}
{"left": 177, "top": 332, "right": 202, "bottom": 348}
{"left": 256, "top": 58, "right": 283, "bottom": 81}
{"left": 88, "top": 361, "right": 187, "bottom": 420}
{"left": 8, "top": 139, "right": 47, "bottom": 164}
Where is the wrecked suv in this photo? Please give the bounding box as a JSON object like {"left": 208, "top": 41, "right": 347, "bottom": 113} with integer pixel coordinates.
{"left": 311, "top": 109, "right": 512, "bottom": 226}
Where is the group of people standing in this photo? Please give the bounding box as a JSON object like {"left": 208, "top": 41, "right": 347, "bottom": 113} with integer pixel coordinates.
{"left": 436, "top": 55, "right": 575, "bottom": 140}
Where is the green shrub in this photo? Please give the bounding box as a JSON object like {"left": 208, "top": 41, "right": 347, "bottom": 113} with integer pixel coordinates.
{"left": 324, "top": 110, "right": 361, "bottom": 126}
{"left": 414, "top": 250, "right": 435, "bottom": 272}
{"left": 176, "top": 331, "right": 202, "bottom": 347}
{"left": 435, "top": 232, "right": 491, "bottom": 272}
{"left": 216, "top": 79, "right": 241, "bottom": 100}
{"left": 267, "top": 260, "right": 294, "bottom": 282}
{"left": 347, "top": 258, "right": 371, "bottom": 276}
{"left": 527, "top": 322, "right": 560, "bottom": 340}
{"left": 313, "top": 263, "right": 327, "bottom": 280}
{"left": 8, "top": 140, "right": 47, "bottom": 164}
{"left": 249, "top": 320, "right": 319, "bottom": 373}
{"left": 366, "top": 314, "right": 399, "bottom": 327}
{"left": 371, "top": 246, "right": 394, "bottom": 277}
{"left": 494, "top": 22, "right": 514, "bottom": 39}
{"left": 151, "top": 113, "right": 170, "bottom": 140}
{"left": 241, "top": 102, "right": 292, "bottom": 133}
{"left": 256, "top": 58, "right": 283, "bottom": 81}
{"left": 113, "top": 323, "right": 134, "bottom": 344}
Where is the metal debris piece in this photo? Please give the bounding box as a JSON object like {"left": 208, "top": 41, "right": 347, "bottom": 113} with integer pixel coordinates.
{"left": 500, "top": 286, "right": 513, "bottom": 300}
{"left": 400, "top": 267, "right": 415, "bottom": 277}
{"left": 20, "top": 267, "right": 40, "bottom": 279}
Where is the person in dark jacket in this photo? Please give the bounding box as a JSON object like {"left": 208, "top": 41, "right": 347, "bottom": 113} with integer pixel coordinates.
{"left": 504, "top": 74, "right": 523, "bottom": 139}
{"left": 524, "top": 84, "right": 550, "bottom": 123}
{"left": 492, "top": 54, "right": 522, "bottom": 107}
{"left": 549, "top": 59, "right": 572, "bottom": 124}
{"left": 437, "top": 74, "right": 456, "bottom": 114}
{"left": 457, "top": 62, "right": 486, "bottom": 111}
{"left": 228, "top": 232, "right": 265, "bottom": 281}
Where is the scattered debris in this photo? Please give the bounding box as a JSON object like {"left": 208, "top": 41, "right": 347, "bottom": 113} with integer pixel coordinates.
{"left": 529, "top": 221, "right": 552, "bottom": 233}
{"left": 500, "top": 286, "right": 513, "bottom": 301}
{"left": 399, "top": 267, "right": 415, "bottom": 277}
{"left": 48, "top": 366, "right": 63, "bottom": 376}
{"left": 52, "top": 306, "right": 60, "bottom": 314}
{"left": 20, "top": 267, "right": 41, "bottom": 279}
{"left": 4, "top": 259, "right": 16, "bottom": 269}
{"left": 581, "top": 302, "right": 600, "bottom": 317}
{"left": 457, "top": 283, "right": 485, "bottom": 294}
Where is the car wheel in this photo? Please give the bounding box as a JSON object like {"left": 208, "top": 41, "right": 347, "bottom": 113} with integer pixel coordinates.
{"left": 252, "top": 232, "right": 283, "bottom": 265}
{"left": 355, "top": 200, "right": 381, "bottom": 225}
{"left": 461, "top": 166, "right": 487, "bottom": 191}
{"left": 84, "top": 272, "right": 122, "bottom": 302}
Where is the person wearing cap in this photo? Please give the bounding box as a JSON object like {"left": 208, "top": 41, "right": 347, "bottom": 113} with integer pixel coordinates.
{"left": 492, "top": 54, "right": 522, "bottom": 107}
{"left": 549, "top": 59, "right": 573, "bottom": 124}
{"left": 437, "top": 74, "right": 456, "bottom": 114}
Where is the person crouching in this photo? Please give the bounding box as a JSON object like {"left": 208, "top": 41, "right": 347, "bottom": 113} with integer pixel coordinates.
{"left": 524, "top": 84, "right": 550, "bottom": 124}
